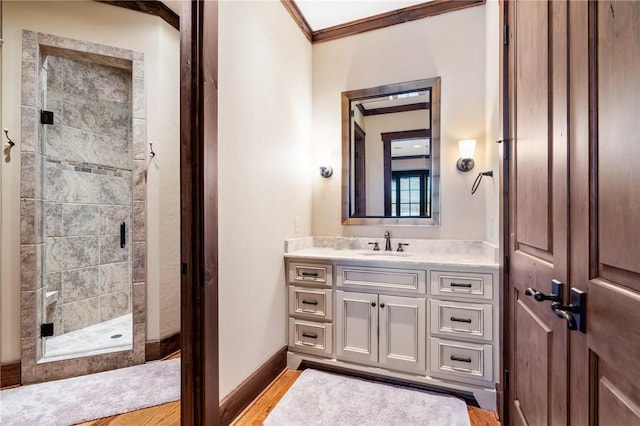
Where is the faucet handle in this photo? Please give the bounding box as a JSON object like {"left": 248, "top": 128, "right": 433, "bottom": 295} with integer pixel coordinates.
{"left": 396, "top": 243, "right": 409, "bottom": 252}
{"left": 368, "top": 242, "right": 380, "bottom": 251}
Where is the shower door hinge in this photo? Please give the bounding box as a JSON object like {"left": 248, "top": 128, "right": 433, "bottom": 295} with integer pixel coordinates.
{"left": 41, "top": 110, "right": 54, "bottom": 125}
{"left": 41, "top": 322, "right": 54, "bottom": 337}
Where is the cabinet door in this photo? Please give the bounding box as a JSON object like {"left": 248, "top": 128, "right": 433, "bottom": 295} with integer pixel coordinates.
{"left": 378, "top": 295, "right": 426, "bottom": 373}
{"left": 336, "top": 291, "right": 378, "bottom": 364}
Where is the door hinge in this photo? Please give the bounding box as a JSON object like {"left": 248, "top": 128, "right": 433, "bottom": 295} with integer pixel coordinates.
{"left": 40, "top": 110, "right": 54, "bottom": 125}
{"left": 504, "top": 369, "right": 510, "bottom": 392}
{"left": 496, "top": 138, "right": 510, "bottom": 161}
{"left": 503, "top": 24, "right": 509, "bottom": 45}
{"left": 41, "top": 322, "right": 54, "bottom": 337}
{"left": 504, "top": 254, "right": 510, "bottom": 275}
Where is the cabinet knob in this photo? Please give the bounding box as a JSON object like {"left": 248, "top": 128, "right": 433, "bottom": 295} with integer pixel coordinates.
{"left": 371, "top": 302, "right": 376, "bottom": 307}
{"left": 380, "top": 303, "right": 385, "bottom": 308}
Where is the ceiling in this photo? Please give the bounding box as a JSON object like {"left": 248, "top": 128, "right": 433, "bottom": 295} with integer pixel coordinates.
{"left": 294, "top": 0, "right": 430, "bottom": 31}
{"left": 159, "top": 0, "right": 482, "bottom": 43}
{"left": 160, "top": 1, "right": 433, "bottom": 30}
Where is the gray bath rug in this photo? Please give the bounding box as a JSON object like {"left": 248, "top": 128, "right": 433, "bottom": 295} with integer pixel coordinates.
{"left": 0, "top": 358, "right": 180, "bottom": 426}
{"left": 263, "top": 369, "right": 471, "bottom": 426}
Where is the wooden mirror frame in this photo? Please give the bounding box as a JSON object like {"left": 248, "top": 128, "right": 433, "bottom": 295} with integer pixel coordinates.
{"left": 341, "top": 77, "right": 441, "bottom": 226}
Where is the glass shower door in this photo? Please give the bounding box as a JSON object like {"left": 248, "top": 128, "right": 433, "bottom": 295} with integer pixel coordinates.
{"left": 39, "top": 51, "right": 134, "bottom": 361}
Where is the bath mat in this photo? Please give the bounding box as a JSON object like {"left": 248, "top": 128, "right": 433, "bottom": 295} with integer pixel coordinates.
{"left": 0, "top": 358, "right": 180, "bottom": 426}
{"left": 263, "top": 369, "right": 471, "bottom": 426}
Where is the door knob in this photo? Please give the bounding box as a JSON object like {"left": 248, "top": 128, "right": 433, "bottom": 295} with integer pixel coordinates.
{"left": 551, "top": 288, "right": 586, "bottom": 333}
{"left": 553, "top": 308, "right": 577, "bottom": 330}
{"left": 525, "top": 279, "right": 563, "bottom": 303}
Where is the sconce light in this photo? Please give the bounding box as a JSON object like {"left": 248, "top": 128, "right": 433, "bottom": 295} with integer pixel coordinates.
{"left": 456, "top": 139, "right": 476, "bottom": 172}
{"left": 319, "top": 166, "right": 333, "bottom": 178}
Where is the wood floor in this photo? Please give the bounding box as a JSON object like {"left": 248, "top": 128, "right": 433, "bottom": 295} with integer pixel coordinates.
{"left": 75, "top": 355, "right": 499, "bottom": 425}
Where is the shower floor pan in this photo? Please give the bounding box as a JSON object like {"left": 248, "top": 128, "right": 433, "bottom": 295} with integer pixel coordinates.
{"left": 41, "top": 313, "right": 133, "bottom": 362}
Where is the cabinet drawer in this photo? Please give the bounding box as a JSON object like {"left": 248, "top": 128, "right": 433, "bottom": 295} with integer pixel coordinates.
{"left": 430, "top": 337, "right": 493, "bottom": 383}
{"left": 288, "top": 262, "right": 332, "bottom": 287}
{"left": 430, "top": 270, "right": 493, "bottom": 300}
{"left": 288, "top": 319, "right": 333, "bottom": 357}
{"left": 337, "top": 265, "right": 425, "bottom": 293}
{"left": 430, "top": 299, "right": 493, "bottom": 341}
{"left": 289, "top": 287, "right": 333, "bottom": 321}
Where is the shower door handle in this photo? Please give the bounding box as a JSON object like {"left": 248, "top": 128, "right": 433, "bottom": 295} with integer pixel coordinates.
{"left": 120, "top": 222, "right": 126, "bottom": 248}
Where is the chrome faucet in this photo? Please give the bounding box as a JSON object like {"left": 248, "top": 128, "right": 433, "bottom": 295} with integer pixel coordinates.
{"left": 384, "top": 230, "right": 392, "bottom": 251}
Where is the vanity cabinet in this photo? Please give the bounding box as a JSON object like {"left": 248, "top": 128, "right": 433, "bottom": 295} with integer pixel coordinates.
{"left": 286, "top": 261, "right": 334, "bottom": 358}
{"left": 336, "top": 291, "right": 426, "bottom": 373}
{"left": 285, "top": 252, "right": 499, "bottom": 410}
{"left": 428, "top": 270, "right": 496, "bottom": 386}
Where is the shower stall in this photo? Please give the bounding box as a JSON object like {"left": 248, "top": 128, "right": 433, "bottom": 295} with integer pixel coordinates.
{"left": 40, "top": 52, "right": 134, "bottom": 360}
{"left": 20, "top": 30, "right": 147, "bottom": 383}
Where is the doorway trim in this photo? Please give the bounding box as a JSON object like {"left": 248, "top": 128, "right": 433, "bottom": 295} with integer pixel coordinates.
{"left": 179, "top": 1, "right": 220, "bottom": 424}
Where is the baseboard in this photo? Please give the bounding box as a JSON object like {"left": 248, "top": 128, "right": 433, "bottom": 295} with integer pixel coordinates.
{"left": 1, "top": 360, "right": 21, "bottom": 388}
{"left": 145, "top": 332, "right": 182, "bottom": 362}
{"left": 219, "top": 346, "right": 287, "bottom": 425}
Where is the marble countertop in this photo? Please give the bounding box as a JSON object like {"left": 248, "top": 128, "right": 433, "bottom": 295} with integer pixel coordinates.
{"left": 284, "top": 237, "right": 499, "bottom": 269}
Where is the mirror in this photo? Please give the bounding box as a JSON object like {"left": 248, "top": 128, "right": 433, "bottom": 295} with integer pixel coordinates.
{"left": 342, "top": 77, "right": 441, "bottom": 225}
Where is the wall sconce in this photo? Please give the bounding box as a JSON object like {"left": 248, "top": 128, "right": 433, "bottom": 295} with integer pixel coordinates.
{"left": 456, "top": 139, "right": 476, "bottom": 172}
{"left": 319, "top": 166, "right": 333, "bottom": 178}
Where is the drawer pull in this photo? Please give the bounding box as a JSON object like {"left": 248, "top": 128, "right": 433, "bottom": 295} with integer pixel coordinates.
{"left": 301, "top": 299, "right": 318, "bottom": 306}
{"left": 450, "top": 282, "right": 472, "bottom": 288}
{"left": 301, "top": 272, "right": 319, "bottom": 278}
{"left": 450, "top": 316, "right": 472, "bottom": 323}
{"left": 450, "top": 355, "right": 472, "bottom": 363}
{"left": 302, "top": 332, "right": 318, "bottom": 339}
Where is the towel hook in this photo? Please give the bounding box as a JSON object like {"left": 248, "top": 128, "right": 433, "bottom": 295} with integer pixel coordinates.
{"left": 3, "top": 128, "right": 15, "bottom": 148}
{"left": 149, "top": 142, "right": 155, "bottom": 157}
{"left": 471, "top": 170, "right": 493, "bottom": 195}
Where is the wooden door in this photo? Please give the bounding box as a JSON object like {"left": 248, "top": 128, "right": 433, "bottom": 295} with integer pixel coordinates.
{"left": 568, "top": 2, "right": 640, "bottom": 425}
{"left": 378, "top": 295, "right": 426, "bottom": 373}
{"left": 336, "top": 291, "right": 378, "bottom": 364}
{"left": 507, "top": 1, "right": 640, "bottom": 425}
{"left": 506, "top": 1, "right": 570, "bottom": 425}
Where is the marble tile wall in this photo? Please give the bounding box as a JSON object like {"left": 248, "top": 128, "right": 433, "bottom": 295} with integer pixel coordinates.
{"left": 20, "top": 30, "right": 147, "bottom": 384}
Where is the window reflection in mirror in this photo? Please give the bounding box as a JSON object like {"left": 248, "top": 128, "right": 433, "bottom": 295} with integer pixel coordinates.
{"left": 342, "top": 78, "right": 440, "bottom": 226}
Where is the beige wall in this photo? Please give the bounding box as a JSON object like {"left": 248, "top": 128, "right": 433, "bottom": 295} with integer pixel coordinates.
{"left": 218, "top": 0, "right": 313, "bottom": 400}
{"left": 0, "top": 0, "right": 180, "bottom": 363}
{"left": 484, "top": 0, "right": 501, "bottom": 247}
{"left": 311, "top": 5, "right": 498, "bottom": 241}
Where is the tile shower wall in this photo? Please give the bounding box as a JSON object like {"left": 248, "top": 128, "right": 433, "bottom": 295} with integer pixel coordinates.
{"left": 42, "top": 55, "right": 133, "bottom": 335}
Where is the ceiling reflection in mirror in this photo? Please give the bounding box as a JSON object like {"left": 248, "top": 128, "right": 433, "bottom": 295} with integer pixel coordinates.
{"left": 342, "top": 78, "right": 440, "bottom": 226}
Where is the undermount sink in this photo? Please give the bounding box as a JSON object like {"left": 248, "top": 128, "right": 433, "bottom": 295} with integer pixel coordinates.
{"left": 358, "top": 251, "right": 412, "bottom": 257}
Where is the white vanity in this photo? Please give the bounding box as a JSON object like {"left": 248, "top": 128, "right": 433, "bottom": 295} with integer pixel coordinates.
{"left": 284, "top": 237, "right": 499, "bottom": 410}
